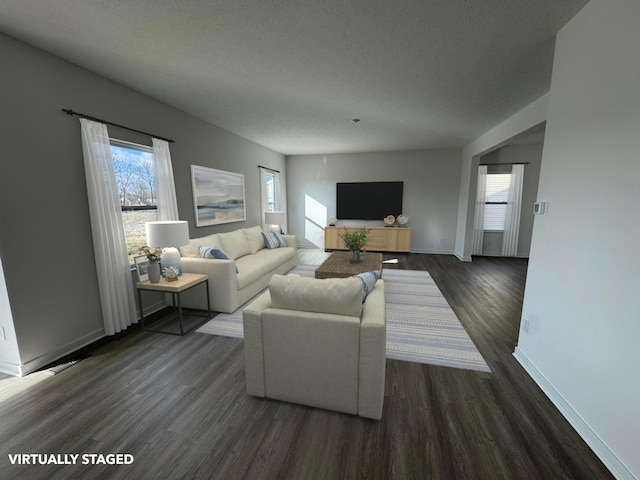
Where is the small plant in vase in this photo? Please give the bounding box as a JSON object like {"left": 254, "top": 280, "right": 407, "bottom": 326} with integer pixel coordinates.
{"left": 339, "top": 227, "right": 369, "bottom": 263}
{"left": 138, "top": 246, "right": 163, "bottom": 283}
{"left": 138, "top": 246, "right": 162, "bottom": 262}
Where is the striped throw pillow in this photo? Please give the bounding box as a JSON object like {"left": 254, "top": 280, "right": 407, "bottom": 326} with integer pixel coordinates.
{"left": 199, "top": 246, "right": 238, "bottom": 272}
{"left": 351, "top": 270, "right": 380, "bottom": 302}
{"left": 261, "top": 231, "right": 288, "bottom": 249}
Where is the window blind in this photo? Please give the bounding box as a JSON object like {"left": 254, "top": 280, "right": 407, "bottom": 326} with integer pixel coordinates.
{"left": 483, "top": 173, "right": 511, "bottom": 231}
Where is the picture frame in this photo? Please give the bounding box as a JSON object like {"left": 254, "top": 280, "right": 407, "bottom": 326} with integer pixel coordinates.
{"left": 191, "top": 165, "right": 247, "bottom": 227}
{"left": 134, "top": 255, "right": 149, "bottom": 283}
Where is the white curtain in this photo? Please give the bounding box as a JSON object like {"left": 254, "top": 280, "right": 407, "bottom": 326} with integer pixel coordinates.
{"left": 80, "top": 119, "right": 138, "bottom": 335}
{"left": 472, "top": 165, "right": 487, "bottom": 255}
{"left": 501, "top": 164, "right": 525, "bottom": 256}
{"left": 153, "top": 138, "right": 179, "bottom": 221}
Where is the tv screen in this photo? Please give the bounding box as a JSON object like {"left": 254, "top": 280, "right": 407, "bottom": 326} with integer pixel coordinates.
{"left": 336, "top": 181, "right": 403, "bottom": 220}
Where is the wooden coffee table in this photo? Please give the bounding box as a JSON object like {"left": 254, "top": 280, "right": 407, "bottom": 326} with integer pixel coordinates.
{"left": 315, "top": 251, "right": 383, "bottom": 279}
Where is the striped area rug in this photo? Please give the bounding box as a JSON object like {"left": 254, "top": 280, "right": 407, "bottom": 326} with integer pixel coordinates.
{"left": 382, "top": 269, "right": 490, "bottom": 372}
{"left": 196, "top": 264, "right": 316, "bottom": 339}
{"left": 196, "top": 264, "right": 490, "bottom": 373}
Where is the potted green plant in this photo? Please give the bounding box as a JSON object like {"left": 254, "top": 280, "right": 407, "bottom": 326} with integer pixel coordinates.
{"left": 138, "top": 245, "right": 163, "bottom": 283}
{"left": 338, "top": 227, "right": 369, "bottom": 263}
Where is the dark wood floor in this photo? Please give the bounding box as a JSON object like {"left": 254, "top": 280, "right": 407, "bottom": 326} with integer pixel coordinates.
{"left": 0, "top": 253, "right": 614, "bottom": 480}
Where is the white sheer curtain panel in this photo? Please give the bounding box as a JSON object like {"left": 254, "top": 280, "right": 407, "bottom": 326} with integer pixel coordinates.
{"left": 153, "top": 138, "right": 179, "bottom": 221}
{"left": 273, "top": 171, "right": 282, "bottom": 209}
{"left": 501, "top": 164, "right": 524, "bottom": 256}
{"left": 80, "top": 119, "right": 138, "bottom": 335}
{"left": 259, "top": 168, "right": 268, "bottom": 229}
{"left": 472, "top": 165, "right": 487, "bottom": 255}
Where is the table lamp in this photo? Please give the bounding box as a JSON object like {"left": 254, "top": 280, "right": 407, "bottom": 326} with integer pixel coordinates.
{"left": 145, "top": 221, "right": 190, "bottom": 277}
{"left": 264, "top": 211, "right": 285, "bottom": 233}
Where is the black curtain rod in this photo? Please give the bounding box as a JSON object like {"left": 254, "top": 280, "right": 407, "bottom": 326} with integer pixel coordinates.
{"left": 480, "top": 162, "right": 530, "bottom": 166}
{"left": 62, "top": 109, "right": 175, "bottom": 143}
{"left": 258, "top": 165, "right": 280, "bottom": 173}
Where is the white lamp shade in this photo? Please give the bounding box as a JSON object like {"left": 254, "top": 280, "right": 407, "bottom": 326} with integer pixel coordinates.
{"left": 264, "top": 211, "right": 285, "bottom": 226}
{"left": 145, "top": 221, "right": 189, "bottom": 247}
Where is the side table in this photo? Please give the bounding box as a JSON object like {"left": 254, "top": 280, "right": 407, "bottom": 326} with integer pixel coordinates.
{"left": 136, "top": 273, "right": 211, "bottom": 336}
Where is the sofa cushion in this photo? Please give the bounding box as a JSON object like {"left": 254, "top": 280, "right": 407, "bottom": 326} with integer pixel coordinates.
{"left": 199, "top": 246, "right": 238, "bottom": 272}
{"left": 351, "top": 271, "right": 380, "bottom": 302}
{"left": 235, "top": 255, "right": 269, "bottom": 290}
{"left": 261, "top": 231, "right": 288, "bottom": 249}
{"left": 243, "top": 226, "right": 266, "bottom": 254}
{"left": 269, "top": 274, "right": 363, "bottom": 318}
{"left": 180, "top": 233, "right": 220, "bottom": 257}
{"left": 252, "top": 248, "right": 286, "bottom": 273}
{"left": 218, "top": 230, "right": 252, "bottom": 259}
{"left": 272, "top": 246, "right": 297, "bottom": 264}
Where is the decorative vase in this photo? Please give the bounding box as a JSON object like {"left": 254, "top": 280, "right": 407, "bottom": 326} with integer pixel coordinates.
{"left": 148, "top": 260, "right": 161, "bottom": 283}
{"left": 349, "top": 250, "right": 362, "bottom": 264}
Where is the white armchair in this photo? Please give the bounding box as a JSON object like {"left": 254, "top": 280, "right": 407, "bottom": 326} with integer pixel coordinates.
{"left": 242, "top": 273, "right": 386, "bottom": 419}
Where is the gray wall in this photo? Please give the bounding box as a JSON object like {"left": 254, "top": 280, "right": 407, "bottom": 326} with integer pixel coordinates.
{"left": 515, "top": 1, "right": 640, "bottom": 477}
{"left": 286, "top": 150, "right": 461, "bottom": 253}
{"left": 0, "top": 33, "right": 284, "bottom": 375}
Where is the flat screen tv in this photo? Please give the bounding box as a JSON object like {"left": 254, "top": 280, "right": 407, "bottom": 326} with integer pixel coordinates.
{"left": 336, "top": 181, "right": 403, "bottom": 220}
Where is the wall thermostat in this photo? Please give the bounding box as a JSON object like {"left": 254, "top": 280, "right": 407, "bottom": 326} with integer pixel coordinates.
{"left": 533, "top": 201, "right": 547, "bottom": 215}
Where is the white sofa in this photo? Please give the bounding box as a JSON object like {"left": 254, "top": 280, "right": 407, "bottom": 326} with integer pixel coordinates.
{"left": 176, "top": 226, "right": 297, "bottom": 313}
{"left": 243, "top": 273, "right": 386, "bottom": 419}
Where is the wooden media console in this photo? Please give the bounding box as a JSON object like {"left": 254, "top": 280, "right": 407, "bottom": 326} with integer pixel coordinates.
{"left": 324, "top": 226, "right": 411, "bottom": 253}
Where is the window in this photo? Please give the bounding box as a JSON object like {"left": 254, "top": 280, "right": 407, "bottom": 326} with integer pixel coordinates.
{"left": 263, "top": 170, "right": 279, "bottom": 211}
{"left": 483, "top": 173, "right": 511, "bottom": 231}
{"left": 111, "top": 140, "right": 157, "bottom": 262}
{"left": 259, "top": 167, "right": 282, "bottom": 228}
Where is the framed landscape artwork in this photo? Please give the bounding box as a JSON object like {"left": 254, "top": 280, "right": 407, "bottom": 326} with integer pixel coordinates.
{"left": 191, "top": 165, "right": 246, "bottom": 227}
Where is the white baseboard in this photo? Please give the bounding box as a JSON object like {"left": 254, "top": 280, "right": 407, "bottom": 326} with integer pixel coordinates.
{"left": 454, "top": 251, "right": 473, "bottom": 262}
{"left": 513, "top": 347, "right": 634, "bottom": 480}
{"left": 1, "top": 296, "right": 165, "bottom": 378}
{"left": 0, "top": 359, "right": 22, "bottom": 376}
{"left": 142, "top": 298, "right": 167, "bottom": 317}
{"left": 406, "top": 248, "right": 454, "bottom": 255}
{"left": 10, "top": 328, "right": 106, "bottom": 377}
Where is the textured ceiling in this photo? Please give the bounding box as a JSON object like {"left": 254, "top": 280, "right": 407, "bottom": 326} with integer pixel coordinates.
{"left": 0, "top": 0, "right": 587, "bottom": 155}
